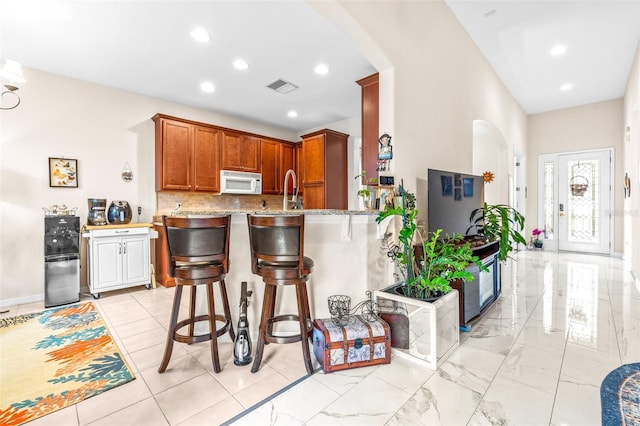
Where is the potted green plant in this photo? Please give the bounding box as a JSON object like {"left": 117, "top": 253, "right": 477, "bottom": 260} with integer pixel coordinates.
{"left": 357, "top": 188, "right": 372, "bottom": 209}
{"left": 467, "top": 203, "right": 527, "bottom": 262}
{"left": 376, "top": 187, "right": 487, "bottom": 300}
{"left": 355, "top": 171, "right": 378, "bottom": 210}
{"left": 373, "top": 184, "right": 486, "bottom": 369}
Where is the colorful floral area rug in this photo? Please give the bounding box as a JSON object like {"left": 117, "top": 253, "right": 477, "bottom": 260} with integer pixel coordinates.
{"left": 0, "top": 302, "right": 135, "bottom": 425}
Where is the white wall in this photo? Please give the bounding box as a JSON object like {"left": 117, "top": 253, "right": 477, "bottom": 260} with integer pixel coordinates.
{"left": 527, "top": 99, "right": 624, "bottom": 253}
{"left": 0, "top": 67, "right": 299, "bottom": 306}
{"left": 315, "top": 0, "right": 528, "bottom": 224}
{"left": 472, "top": 120, "right": 509, "bottom": 205}
{"left": 623, "top": 43, "right": 640, "bottom": 277}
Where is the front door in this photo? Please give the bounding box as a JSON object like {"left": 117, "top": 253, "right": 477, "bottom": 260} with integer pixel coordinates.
{"left": 538, "top": 149, "right": 612, "bottom": 254}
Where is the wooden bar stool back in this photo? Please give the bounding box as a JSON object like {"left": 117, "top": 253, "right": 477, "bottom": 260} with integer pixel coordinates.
{"left": 159, "top": 215, "right": 235, "bottom": 373}
{"left": 247, "top": 214, "right": 314, "bottom": 375}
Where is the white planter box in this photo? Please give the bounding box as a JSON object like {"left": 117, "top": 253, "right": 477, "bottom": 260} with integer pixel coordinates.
{"left": 374, "top": 285, "right": 459, "bottom": 370}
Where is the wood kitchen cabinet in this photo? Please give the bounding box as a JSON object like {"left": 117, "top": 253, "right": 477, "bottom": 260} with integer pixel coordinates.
{"left": 356, "top": 73, "right": 379, "bottom": 185}
{"left": 261, "top": 139, "right": 279, "bottom": 194}
{"left": 261, "top": 139, "right": 296, "bottom": 195}
{"left": 295, "top": 143, "right": 304, "bottom": 196}
{"left": 153, "top": 223, "right": 175, "bottom": 288}
{"left": 153, "top": 113, "right": 299, "bottom": 193}
{"left": 301, "top": 129, "right": 348, "bottom": 209}
{"left": 193, "top": 125, "right": 221, "bottom": 192}
{"left": 221, "top": 131, "right": 260, "bottom": 172}
{"left": 280, "top": 142, "right": 296, "bottom": 195}
{"left": 153, "top": 114, "right": 221, "bottom": 192}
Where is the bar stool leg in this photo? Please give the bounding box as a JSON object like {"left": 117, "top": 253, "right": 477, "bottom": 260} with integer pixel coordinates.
{"left": 266, "top": 284, "right": 278, "bottom": 343}
{"left": 251, "top": 283, "right": 276, "bottom": 373}
{"left": 296, "top": 282, "right": 314, "bottom": 375}
{"left": 205, "top": 282, "right": 221, "bottom": 373}
{"left": 219, "top": 278, "right": 236, "bottom": 342}
{"left": 188, "top": 285, "right": 197, "bottom": 338}
{"left": 158, "top": 285, "right": 184, "bottom": 373}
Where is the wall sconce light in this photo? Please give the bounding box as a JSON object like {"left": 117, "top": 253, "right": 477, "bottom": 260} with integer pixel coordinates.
{"left": 1, "top": 60, "right": 26, "bottom": 110}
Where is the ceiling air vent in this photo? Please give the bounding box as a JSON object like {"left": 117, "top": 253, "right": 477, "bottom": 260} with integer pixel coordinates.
{"left": 267, "top": 79, "right": 298, "bottom": 94}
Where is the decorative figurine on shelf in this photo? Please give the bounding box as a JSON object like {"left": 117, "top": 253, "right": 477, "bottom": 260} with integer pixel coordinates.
{"left": 378, "top": 133, "right": 393, "bottom": 160}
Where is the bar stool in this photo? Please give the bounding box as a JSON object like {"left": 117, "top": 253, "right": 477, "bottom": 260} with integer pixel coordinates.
{"left": 247, "top": 214, "right": 314, "bottom": 375}
{"left": 159, "top": 215, "right": 235, "bottom": 374}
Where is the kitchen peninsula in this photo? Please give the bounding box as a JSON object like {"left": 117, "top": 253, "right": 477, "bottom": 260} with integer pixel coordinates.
{"left": 153, "top": 209, "right": 390, "bottom": 335}
{"left": 153, "top": 113, "right": 381, "bottom": 335}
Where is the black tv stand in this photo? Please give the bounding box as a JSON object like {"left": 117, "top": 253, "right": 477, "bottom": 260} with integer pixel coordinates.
{"left": 450, "top": 240, "right": 500, "bottom": 331}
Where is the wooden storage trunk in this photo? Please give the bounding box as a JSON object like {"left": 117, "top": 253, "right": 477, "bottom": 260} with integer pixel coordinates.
{"left": 312, "top": 315, "right": 391, "bottom": 373}
{"left": 377, "top": 298, "right": 410, "bottom": 349}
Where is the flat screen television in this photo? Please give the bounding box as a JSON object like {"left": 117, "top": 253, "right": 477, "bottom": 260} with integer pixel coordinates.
{"left": 427, "top": 168, "right": 484, "bottom": 238}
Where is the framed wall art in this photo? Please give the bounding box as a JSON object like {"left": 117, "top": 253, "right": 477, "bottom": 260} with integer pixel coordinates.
{"left": 441, "top": 175, "right": 453, "bottom": 196}
{"left": 454, "top": 187, "right": 462, "bottom": 201}
{"left": 49, "top": 157, "right": 78, "bottom": 188}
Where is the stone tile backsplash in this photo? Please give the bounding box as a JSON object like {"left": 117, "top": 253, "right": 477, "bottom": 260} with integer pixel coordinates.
{"left": 156, "top": 191, "right": 286, "bottom": 216}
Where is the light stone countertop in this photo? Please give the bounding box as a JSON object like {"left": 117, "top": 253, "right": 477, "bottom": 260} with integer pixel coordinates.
{"left": 153, "top": 209, "right": 379, "bottom": 223}
{"left": 178, "top": 209, "right": 378, "bottom": 215}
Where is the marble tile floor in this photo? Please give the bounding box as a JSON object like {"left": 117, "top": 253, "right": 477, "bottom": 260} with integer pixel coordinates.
{"left": 3, "top": 250, "right": 639, "bottom": 425}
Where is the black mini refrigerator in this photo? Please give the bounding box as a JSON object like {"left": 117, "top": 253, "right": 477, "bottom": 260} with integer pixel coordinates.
{"left": 44, "top": 215, "right": 80, "bottom": 307}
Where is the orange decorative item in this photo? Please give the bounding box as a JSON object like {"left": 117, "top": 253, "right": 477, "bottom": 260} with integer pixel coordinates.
{"left": 483, "top": 171, "right": 495, "bottom": 183}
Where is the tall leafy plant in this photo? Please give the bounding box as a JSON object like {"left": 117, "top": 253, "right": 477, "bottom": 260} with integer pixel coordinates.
{"left": 377, "top": 185, "right": 486, "bottom": 299}
{"left": 468, "top": 203, "right": 526, "bottom": 261}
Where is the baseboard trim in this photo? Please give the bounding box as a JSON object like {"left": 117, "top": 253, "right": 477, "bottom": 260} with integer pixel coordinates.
{"left": 0, "top": 293, "right": 44, "bottom": 309}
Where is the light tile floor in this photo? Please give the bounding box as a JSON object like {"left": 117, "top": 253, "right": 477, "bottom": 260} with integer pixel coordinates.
{"left": 3, "top": 250, "right": 639, "bottom": 425}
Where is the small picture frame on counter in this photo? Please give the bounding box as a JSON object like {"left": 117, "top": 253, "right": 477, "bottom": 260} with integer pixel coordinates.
{"left": 49, "top": 157, "right": 78, "bottom": 188}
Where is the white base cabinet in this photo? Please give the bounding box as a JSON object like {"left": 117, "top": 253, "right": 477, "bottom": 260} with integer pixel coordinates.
{"left": 84, "top": 226, "right": 152, "bottom": 298}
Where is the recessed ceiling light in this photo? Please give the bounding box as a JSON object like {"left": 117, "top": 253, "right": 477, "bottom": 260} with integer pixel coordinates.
{"left": 550, "top": 44, "right": 567, "bottom": 56}
{"left": 233, "top": 59, "right": 249, "bottom": 70}
{"left": 560, "top": 83, "right": 573, "bottom": 91}
{"left": 190, "top": 28, "right": 211, "bottom": 43}
{"left": 287, "top": 111, "right": 298, "bottom": 118}
{"left": 314, "top": 64, "right": 329, "bottom": 75}
{"left": 200, "top": 81, "right": 215, "bottom": 93}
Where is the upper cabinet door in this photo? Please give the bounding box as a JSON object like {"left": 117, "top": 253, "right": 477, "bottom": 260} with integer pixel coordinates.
{"left": 221, "top": 132, "right": 260, "bottom": 172}
{"left": 193, "top": 125, "right": 221, "bottom": 192}
{"left": 240, "top": 135, "right": 261, "bottom": 172}
{"left": 221, "top": 131, "right": 243, "bottom": 171}
{"left": 356, "top": 73, "right": 379, "bottom": 185}
{"left": 260, "top": 139, "right": 279, "bottom": 194}
{"left": 295, "top": 143, "right": 304, "bottom": 196}
{"left": 280, "top": 142, "right": 296, "bottom": 195}
{"left": 157, "top": 118, "right": 192, "bottom": 191}
{"left": 302, "top": 134, "right": 326, "bottom": 184}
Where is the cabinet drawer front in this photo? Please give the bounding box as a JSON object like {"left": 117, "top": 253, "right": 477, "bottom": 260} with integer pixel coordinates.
{"left": 89, "top": 227, "right": 150, "bottom": 238}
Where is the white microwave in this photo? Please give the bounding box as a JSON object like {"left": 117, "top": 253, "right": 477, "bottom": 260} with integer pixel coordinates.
{"left": 220, "top": 170, "right": 262, "bottom": 194}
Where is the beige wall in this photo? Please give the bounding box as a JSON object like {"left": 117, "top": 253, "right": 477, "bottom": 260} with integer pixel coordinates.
{"left": 0, "top": 68, "right": 299, "bottom": 305}
{"left": 315, "top": 0, "right": 528, "bottom": 223}
{"left": 526, "top": 99, "right": 624, "bottom": 254}
{"left": 623, "top": 44, "right": 640, "bottom": 276}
